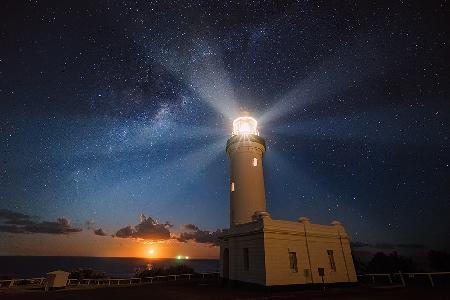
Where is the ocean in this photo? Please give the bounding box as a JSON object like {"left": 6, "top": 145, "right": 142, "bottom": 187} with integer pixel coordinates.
{"left": 0, "top": 256, "right": 219, "bottom": 278}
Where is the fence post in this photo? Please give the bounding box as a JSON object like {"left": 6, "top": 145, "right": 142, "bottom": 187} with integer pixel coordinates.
{"left": 388, "top": 274, "right": 392, "bottom": 284}
{"left": 398, "top": 271, "right": 406, "bottom": 287}
{"left": 428, "top": 274, "right": 434, "bottom": 287}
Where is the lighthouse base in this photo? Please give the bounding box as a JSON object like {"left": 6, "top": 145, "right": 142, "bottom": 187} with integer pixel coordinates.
{"left": 219, "top": 214, "right": 357, "bottom": 286}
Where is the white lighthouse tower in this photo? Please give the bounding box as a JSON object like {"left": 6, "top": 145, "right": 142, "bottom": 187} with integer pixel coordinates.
{"left": 226, "top": 116, "right": 266, "bottom": 226}
{"left": 220, "top": 115, "right": 357, "bottom": 286}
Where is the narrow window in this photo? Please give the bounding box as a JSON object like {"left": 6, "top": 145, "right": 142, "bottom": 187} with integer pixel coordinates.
{"left": 243, "top": 248, "right": 249, "bottom": 271}
{"left": 327, "top": 250, "right": 336, "bottom": 271}
{"left": 289, "top": 252, "right": 298, "bottom": 273}
{"left": 253, "top": 157, "right": 258, "bottom": 166}
{"left": 231, "top": 182, "right": 235, "bottom": 192}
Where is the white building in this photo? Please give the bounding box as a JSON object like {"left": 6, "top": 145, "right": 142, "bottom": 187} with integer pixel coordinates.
{"left": 219, "top": 116, "right": 357, "bottom": 286}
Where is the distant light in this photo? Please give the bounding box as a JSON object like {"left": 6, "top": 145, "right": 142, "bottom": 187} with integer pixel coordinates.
{"left": 185, "top": 256, "right": 190, "bottom": 260}
{"left": 232, "top": 116, "right": 258, "bottom": 136}
{"left": 177, "top": 255, "right": 182, "bottom": 260}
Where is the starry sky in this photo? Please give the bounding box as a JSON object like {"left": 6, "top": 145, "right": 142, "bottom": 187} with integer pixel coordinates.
{"left": 0, "top": 1, "right": 449, "bottom": 257}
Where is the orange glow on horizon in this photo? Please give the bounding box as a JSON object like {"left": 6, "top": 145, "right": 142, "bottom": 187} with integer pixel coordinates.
{"left": 1, "top": 231, "right": 219, "bottom": 258}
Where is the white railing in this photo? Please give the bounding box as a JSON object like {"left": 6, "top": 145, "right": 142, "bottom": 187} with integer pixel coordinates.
{"left": 0, "top": 277, "right": 46, "bottom": 288}
{"left": 1, "top": 272, "right": 221, "bottom": 288}
{"left": 200, "top": 272, "right": 220, "bottom": 279}
{"left": 394, "top": 271, "right": 450, "bottom": 287}
{"left": 64, "top": 272, "right": 220, "bottom": 287}
{"left": 66, "top": 275, "right": 191, "bottom": 286}
{"left": 358, "top": 271, "right": 450, "bottom": 287}
{"left": 68, "top": 278, "right": 143, "bottom": 286}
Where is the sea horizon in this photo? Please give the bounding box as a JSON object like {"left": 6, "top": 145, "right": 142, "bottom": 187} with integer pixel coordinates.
{"left": 0, "top": 256, "right": 219, "bottom": 279}
{"left": 0, "top": 255, "right": 219, "bottom": 259}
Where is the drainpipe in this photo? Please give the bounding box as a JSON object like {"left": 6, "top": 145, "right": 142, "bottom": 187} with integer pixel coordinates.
{"left": 332, "top": 221, "right": 350, "bottom": 282}
{"left": 299, "top": 217, "right": 314, "bottom": 284}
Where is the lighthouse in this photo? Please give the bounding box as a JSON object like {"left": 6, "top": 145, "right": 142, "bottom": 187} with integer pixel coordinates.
{"left": 220, "top": 115, "right": 357, "bottom": 286}
{"left": 226, "top": 116, "right": 266, "bottom": 226}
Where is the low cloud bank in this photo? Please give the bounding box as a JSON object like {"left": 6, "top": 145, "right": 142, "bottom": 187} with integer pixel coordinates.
{"left": 94, "top": 228, "right": 107, "bottom": 236}
{"left": 177, "top": 224, "right": 227, "bottom": 246}
{"left": 0, "top": 209, "right": 82, "bottom": 235}
{"left": 115, "top": 214, "right": 172, "bottom": 240}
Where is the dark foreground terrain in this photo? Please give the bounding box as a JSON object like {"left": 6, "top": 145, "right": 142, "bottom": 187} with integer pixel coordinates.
{"left": 1, "top": 279, "right": 449, "bottom": 300}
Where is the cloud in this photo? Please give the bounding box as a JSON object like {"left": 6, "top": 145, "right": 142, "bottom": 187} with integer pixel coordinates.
{"left": 114, "top": 214, "right": 172, "bottom": 241}
{"left": 184, "top": 224, "right": 199, "bottom": 231}
{"left": 84, "top": 219, "right": 108, "bottom": 236}
{"left": 0, "top": 208, "right": 34, "bottom": 225}
{"left": 178, "top": 224, "right": 227, "bottom": 246}
{"left": 94, "top": 228, "right": 107, "bottom": 236}
{"left": 0, "top": 209, "right": 82, "bottom": 235}
{"left": 0, "top": 224, "right": 25, "bottom": 233}
{"left": 116, "top": 226, "right": 134, "bottom": 238}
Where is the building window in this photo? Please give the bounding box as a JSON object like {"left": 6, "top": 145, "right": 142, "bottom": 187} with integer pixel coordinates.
{"left": 289, "top": 252, "right": 298, "bottom": 273}
{"left": 231, "top": 182, "right": 235, "bottom": 192}
{"left": 327, "top": 250, "right": 336, "bottom": 271}
{"left": 243, "top": 248, "right": 249, "bottom": 271}
{"left": 253, "top": 157, "right": 258, "bottom": 166}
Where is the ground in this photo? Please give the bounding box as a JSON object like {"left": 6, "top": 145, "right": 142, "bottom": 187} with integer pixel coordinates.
{"left": 1, "top": 279, "right": 449, "bottom": 300}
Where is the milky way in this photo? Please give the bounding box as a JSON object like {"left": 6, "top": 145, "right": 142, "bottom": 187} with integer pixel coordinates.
{"left": 0, "top": 1, "right": 449, "bottom": 252}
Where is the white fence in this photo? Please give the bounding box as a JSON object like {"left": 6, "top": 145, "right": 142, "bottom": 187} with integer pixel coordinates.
{"left": 0, "top": 278, "right": 45, "bottom": 288}
{"left": 0, "top": 272, "right": 220, "bottom": 289}
{"left": 358, "top": 271, "right": 450, "bottom": 287}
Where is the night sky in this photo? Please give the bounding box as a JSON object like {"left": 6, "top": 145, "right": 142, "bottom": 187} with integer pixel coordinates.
{"left": 1, "top": 1, "right": 449, "bottom": 257}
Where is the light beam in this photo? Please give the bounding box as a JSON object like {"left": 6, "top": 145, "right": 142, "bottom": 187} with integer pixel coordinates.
{"left": 158, "top": 39, "right": 240, "bottom": 120}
